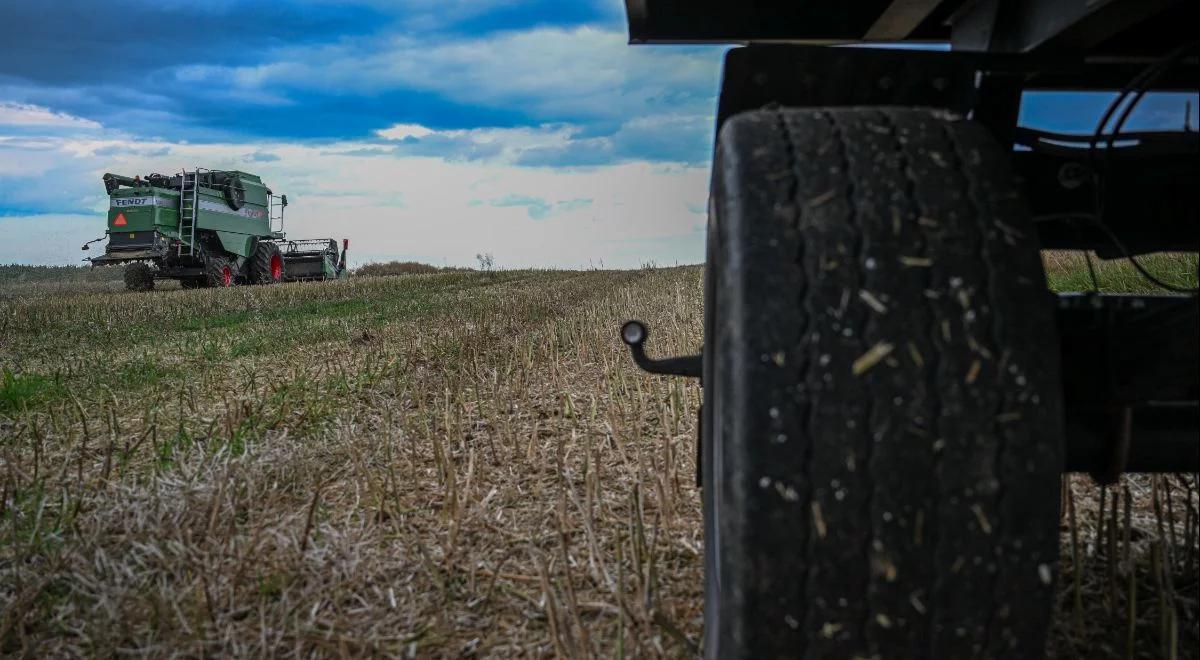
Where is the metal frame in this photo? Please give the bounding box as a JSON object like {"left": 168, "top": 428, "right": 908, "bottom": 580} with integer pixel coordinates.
{"left": 1056, "top": 294, "right": 1198, "bottom": 478}
{"left": 625, "top": 0, "right": 1199, "bottom": 477}
{"left": 714, "top": 44, "right": 1198, "bottom": 256}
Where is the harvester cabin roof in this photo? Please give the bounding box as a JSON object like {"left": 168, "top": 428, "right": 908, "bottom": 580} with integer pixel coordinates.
{"left": 623, "top": 0, "right": 1196, "bottom": 56}
{"left": 624, "top": 0, "right": 964, "bottom": 44}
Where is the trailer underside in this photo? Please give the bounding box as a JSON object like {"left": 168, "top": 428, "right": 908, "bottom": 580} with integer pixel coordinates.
{"left": 625, "top": 0, "right": 1199, "bottom": 478}
{"left": 620, "top": 4, "right": 1197, "bottom": 655}
{"left": 625, "top": 0, "right": 1198, "bottom": 51}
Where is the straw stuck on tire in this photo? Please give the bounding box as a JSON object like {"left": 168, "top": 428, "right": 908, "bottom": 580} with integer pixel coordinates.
{"left": 704, "top": 107, "right": 1065, "bottom": 659}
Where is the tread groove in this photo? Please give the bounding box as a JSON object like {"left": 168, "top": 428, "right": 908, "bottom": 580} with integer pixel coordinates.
{"left": 897, "top": 115, "right": 946, "bottom": 660}
{"left": 774, "top": 108, "right": 814, "bottom": 655}
{"left": 940, "top": 120, "right": 1009, "bottom": 655}
{"left": 827, "top": 109, "right": 879, "bottom": 656}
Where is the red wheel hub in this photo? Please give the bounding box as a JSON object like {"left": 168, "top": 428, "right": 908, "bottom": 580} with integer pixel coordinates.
{"left": 270, "top": 253, "right": 282, "bottom": 281}
{"left": 221, "top": 266, "right": 233, "bottom": 287}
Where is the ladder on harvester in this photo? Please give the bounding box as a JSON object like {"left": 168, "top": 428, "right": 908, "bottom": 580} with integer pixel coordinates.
{"left": 177, "top": 168, "right": 202, "bottom": 256}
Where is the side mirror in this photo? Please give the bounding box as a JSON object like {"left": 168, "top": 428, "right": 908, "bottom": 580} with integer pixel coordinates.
{"left": 280, "top": 194, "right": 288, "bottom": 207}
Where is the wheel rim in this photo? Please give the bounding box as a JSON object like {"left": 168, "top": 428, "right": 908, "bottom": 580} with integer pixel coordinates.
{"left": 270, "top": 253, "right": 282, "bottom": 281}
{"left": 221, "top": 266, "right": 233, "bottom": 286}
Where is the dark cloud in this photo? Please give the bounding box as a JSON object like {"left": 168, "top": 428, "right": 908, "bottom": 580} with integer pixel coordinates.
{"left": 0, "top": 1, "right": 386, "bottom": 85}
{"left": 92, "top": 144, "right": 171, "bottom": 157}
{"left": 487, "top": 194, "right": 592, "bottom": 220}
{"left": 245, "top": 151, "right": 281, "bottom": 162}
{"left": 392, "top": 134, "right": 506, "bottom": 161}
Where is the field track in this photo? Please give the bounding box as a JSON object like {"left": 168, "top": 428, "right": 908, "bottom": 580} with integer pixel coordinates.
{"left": 1, "top": 264, "right": 1197, "bottom": 657}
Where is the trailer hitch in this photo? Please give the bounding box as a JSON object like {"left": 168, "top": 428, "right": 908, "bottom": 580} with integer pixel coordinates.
{"left": 620, "top": 320, "right": 702, "bottom": 379}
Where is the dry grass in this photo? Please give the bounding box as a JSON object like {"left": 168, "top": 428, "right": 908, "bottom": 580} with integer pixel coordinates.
{"left": 1, "top": 261, "right": 1196, "bottom": 657}
{"left": 1, "top": 268, "right": 705, "bottom": 657}
{"left": 0, "top": 264, "right": 146, "bottom": 298}
{"left": 354, "top": 262, "right": 465, "bottom": 277}
{"left": 1052, "top": 475, "right": 1200, "bottom": 660}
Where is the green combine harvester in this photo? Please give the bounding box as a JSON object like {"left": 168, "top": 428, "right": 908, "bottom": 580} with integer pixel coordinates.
{"left": 83, "top": 169, "right": 348, "bottom": 291}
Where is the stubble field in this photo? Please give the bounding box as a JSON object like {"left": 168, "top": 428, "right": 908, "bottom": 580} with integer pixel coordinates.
{"left": 0, "top": 257, "right": 1197, "bottom": 658}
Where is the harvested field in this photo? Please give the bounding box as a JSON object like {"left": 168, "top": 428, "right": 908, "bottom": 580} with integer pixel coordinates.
{"left": 1, "top": 260, "right": 1197, "bottom": 657}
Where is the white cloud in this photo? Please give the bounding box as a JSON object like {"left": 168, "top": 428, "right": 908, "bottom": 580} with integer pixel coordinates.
{"left": 1, "top": 122, "right": 708, "bottom": 269}
{"left": 375, "top": 122, "right": 588, "bottom": 163}
{"left": 0, "top": 214, "right": 99, "bottom": 266}
{"left": 173, "top": 26, "right": 723, "bottom": 122}
{"left": 371, "top": 116, "right": 712, "bottom": 166}
{"left": 0, "top": 102, "right": 101, "bottom": 129}
{"left": 376, "top": 123, "right": 437, "bottom": 140}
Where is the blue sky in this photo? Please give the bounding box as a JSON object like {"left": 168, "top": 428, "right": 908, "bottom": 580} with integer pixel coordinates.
{"left": 0, "top": 0, "right": 723, "bottom": 267}
{"left": 1, "top": 1, "right": 1196, "bottom": 267}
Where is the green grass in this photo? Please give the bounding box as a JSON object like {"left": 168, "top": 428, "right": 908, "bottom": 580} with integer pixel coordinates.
{"left": 1043, "top": 251, "right": 1198, "bottom": 293}
{"left": 0, "top": 368, "right": 65, "bottom": 413}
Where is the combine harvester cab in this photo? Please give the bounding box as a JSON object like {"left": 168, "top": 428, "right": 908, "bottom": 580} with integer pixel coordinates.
{"left": 83, "top": 169, "right": 348, "bottom": 291}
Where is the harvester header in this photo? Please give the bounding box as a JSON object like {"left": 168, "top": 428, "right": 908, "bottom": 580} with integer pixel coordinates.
{"left": 84, "top": 168, "right": 347, "bottom": 291}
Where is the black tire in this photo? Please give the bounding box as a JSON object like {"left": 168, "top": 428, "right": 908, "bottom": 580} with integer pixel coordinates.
{"left": 123, "top": 262, "right": 154, "bottom": 292}
{"left": 704, "top": 107, "right": 1064, "bottom": 659}
{"left": 249, "top": 241, "right": 284, "bottom": 285}
{"left": 204, "top": 255, "right": 237, "bottom": 288}
{"left": 223, "top": 174, "right": 245, "bottom": 210}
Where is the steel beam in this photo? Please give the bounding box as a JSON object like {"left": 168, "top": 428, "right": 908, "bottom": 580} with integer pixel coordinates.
{"left": 864, "top": 0, "right": 947, "bottom": 40}
{"left": 951, "top": 0, "right": 1182, "bottom": 53}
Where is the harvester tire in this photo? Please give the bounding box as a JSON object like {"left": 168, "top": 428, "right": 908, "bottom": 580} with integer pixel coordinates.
{"left": 223, "top": 174, "right": 246, "bottom": 210}
{"left": 703, "top": 108, "right": 1064, "bottom": 659}
{"left": 250, "top": 241, "right": 284, "bottom": 285}
{"left": 123, "top": 262, "right": 154, "bottom": 292}
{"left": 204, "top": 256, "right": 237, "bottom": 288}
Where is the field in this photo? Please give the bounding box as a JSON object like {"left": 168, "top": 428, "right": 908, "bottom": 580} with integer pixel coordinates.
{"left": 1, "top": 256, "right": 1197, "bottom": 657}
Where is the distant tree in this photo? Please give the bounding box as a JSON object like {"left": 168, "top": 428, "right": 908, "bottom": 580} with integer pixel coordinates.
{"left": 475, "top": 252, "right": 495, "bottom": 274}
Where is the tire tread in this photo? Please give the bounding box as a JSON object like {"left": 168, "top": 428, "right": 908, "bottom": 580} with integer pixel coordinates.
{"left": 709, "top": 107, "right": 1063, "bottom": 660}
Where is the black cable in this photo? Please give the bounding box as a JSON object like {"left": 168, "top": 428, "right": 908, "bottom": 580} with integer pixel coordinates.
{"left": 1110, "top": 45, "right": 1197, "bottom": 145}
{"left": 1023, "top": 48, "right": 1198, "bottom": 293}
{"left": 1083, "top": 250, "right": 1100, "bottom": 292}
{"left": 1089, "top": 43, "right": 1197, "bottom": 158}
{"left": 1074, "top": 43, "right": 1200, "bottom": 295}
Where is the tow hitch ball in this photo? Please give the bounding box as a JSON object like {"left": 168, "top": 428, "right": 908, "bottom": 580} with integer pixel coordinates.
{"left": 620, "top": 320, "right": 702, "bottom": 379}
{"left": 621, "top": 320, "right": 704, "bottom": 485}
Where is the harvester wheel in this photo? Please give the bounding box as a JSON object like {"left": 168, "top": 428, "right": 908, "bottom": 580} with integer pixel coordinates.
{"left": 224, "top": 174, "right": 246, "bottom": 210}
{"left": 123, "top": 262, "right": 154, "bottom": 292}
{"left": 250, "top": 241, "right": 284, "bottom": 285}
{"left": 703, "top": 108, "right": 1063, "bottom": 659}
{"left": 204, "top": 256, "right": 237, "bottom": 288}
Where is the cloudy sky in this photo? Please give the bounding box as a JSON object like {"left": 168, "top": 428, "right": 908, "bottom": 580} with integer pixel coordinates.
{"left": 0, "top": 0, "right": 722, "bottom": 268}
{"left": 0, "top": 1, "right": 1195, "bottom": 268}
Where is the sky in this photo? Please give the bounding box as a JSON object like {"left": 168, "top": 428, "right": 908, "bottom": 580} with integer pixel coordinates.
{"left": 0, "top": 1, "right": 1196, "bottom": 268}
